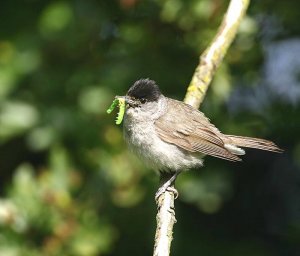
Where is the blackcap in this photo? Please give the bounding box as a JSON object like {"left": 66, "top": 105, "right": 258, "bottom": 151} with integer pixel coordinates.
{"left": 121, "top": 78, "right": 282, "bottom": 198}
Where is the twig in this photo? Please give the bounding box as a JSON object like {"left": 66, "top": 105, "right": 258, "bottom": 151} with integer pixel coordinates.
{"left": 184, "top": 0, "right": 250, "bottom": 109}
{"left": 153, "top": 1, "right": 250, "bottom": 256}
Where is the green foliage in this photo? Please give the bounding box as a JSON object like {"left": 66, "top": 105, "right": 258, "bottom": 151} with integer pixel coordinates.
{"left": 0, "top": 0, "right": 299, "bottom": 255}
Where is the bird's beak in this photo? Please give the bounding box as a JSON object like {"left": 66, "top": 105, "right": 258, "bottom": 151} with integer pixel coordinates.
{"left": 115, "top": 96, "right": 135, "bottom": 107}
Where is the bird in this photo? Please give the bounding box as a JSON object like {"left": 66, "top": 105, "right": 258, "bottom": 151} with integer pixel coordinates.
{"left": 121, "top": 78, "right": 282, "bottom": 199}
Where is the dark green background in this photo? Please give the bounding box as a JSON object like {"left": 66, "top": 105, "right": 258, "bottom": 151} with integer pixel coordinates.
{"left": 0, "top": 0, "right": 299, "bottom": 255}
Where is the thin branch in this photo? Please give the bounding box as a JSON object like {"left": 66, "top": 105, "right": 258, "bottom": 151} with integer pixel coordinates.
{"left": 153, "top": 1, "right": 250, "bottom": 256}
{"left": 153, "top": 174, "right": 177, "bottom": 256}
{"left": 184, "top": 0, "right": 250, "bottom": 109}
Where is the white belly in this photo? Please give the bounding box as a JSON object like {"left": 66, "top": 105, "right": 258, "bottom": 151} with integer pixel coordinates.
{"left": 124, "top": 114, "right": 203, "bottom": 172}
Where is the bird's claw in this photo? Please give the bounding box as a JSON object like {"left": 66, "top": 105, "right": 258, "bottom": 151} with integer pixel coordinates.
{"left": 155, "top": 172, "right": 179, "bottom": 203}
{"left": 155, "top": 185, "right": 179, "bottom": 202}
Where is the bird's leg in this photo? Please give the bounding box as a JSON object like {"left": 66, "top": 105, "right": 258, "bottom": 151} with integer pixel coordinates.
{"left": 155, "top": 172, "right": 179, "bottom": 202}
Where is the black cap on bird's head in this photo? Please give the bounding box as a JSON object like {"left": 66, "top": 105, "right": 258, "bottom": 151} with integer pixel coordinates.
{"left": 126, "top": 78, "right": 161, "bottom": 103}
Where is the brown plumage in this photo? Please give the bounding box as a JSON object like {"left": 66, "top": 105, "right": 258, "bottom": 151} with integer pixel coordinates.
{"left": 155, "top": 98, "right": 282, "bottom": 161}
{"left": 225, "top": 135, "right": 282, "bottom": 152}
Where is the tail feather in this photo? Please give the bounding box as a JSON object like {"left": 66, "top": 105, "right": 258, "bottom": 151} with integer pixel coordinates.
{"left": 226, "top": 135, "right": 283, "bottom": 153}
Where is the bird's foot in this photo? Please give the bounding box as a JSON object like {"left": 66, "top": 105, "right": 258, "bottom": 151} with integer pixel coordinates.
{"left": 167, "top": 186, "right": 179, "bottom": 199}
{"left": 155, "top": 172, "right": 179, "bottom": 202}
{"left": 155, "top": 186, "right": 179, "bottom": 202}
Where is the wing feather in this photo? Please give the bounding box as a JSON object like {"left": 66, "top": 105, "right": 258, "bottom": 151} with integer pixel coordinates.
{"left": 155, "top": 99, "right": 240, "bottom": 162}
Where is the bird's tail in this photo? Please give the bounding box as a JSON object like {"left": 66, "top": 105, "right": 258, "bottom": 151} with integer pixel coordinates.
{"left": 226, "top": 135, "right": 283, "bottom": 153}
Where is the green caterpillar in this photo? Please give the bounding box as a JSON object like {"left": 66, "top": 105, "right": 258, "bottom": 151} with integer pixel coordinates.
{"left": 106, "top": 97, "right": 125, "bottom": 125}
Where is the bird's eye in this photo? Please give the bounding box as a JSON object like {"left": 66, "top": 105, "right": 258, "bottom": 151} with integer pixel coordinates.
{"left": 140, "top": 98, "right": 147, "bottom": 104}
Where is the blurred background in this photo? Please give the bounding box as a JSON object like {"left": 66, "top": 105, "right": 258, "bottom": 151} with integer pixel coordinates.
{"left": 0, "top": 0, "right": 299, "bottom": 255}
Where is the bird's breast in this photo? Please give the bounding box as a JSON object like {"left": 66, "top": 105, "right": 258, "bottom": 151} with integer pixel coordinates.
{"left": 123, "top": 112, "right": 204, "bottom": 172}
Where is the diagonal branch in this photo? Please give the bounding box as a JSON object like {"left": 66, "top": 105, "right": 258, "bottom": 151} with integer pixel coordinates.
{"left": 184, "top": 0, "right": 250, "bottom": 109}
{"left": 153, "top": 1, "right": 250, "bottom": 256}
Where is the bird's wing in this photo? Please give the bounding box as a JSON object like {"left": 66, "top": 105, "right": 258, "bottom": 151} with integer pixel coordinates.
{"left": 155, "top": 99, "right": 241, "bottom": 161}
